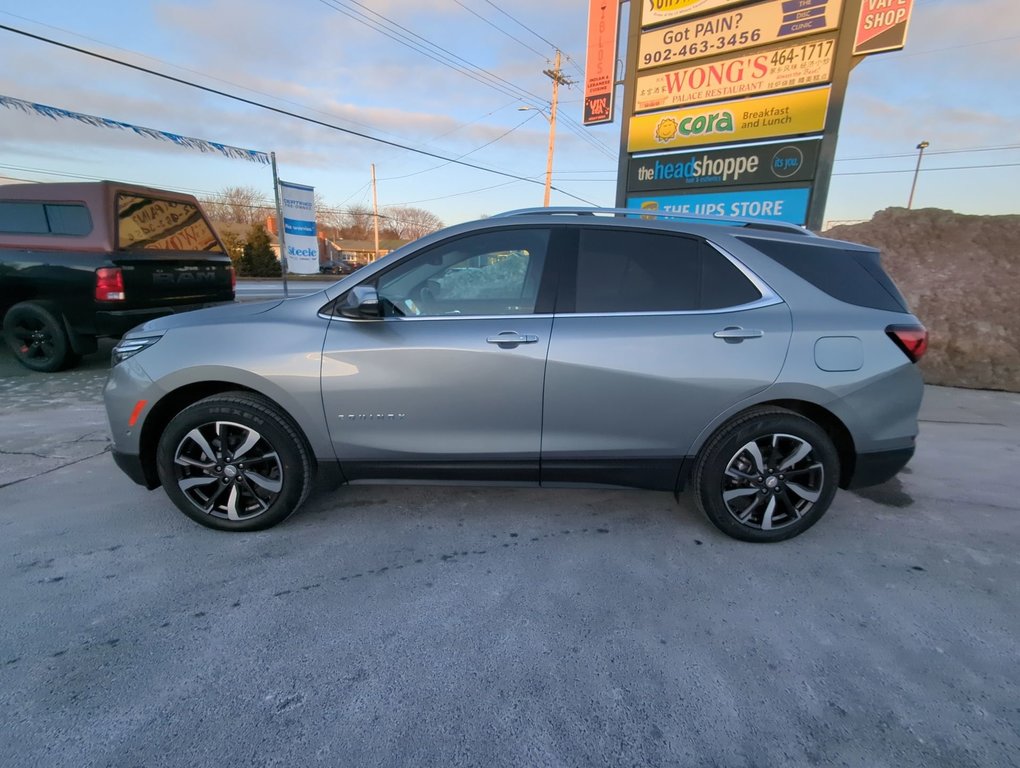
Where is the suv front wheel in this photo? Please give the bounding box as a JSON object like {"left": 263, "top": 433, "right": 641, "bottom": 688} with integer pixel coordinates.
{"left": 156, "top": 392, "right": 313, "bottom": 531}
{"left": 693, "top": 407, "right": 839, "bottom": 543}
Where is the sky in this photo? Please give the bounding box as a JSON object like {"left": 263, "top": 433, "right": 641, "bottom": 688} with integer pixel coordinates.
{"left": 0, "top": 0, "right": 1017, "bottom": 228}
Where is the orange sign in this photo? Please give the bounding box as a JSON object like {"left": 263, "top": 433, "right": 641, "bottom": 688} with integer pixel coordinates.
{"left": 854, "top": 0, "right": 914, "bottom": 55}
{"left": 583, "top": 0, "right": 620, "bottom": 125}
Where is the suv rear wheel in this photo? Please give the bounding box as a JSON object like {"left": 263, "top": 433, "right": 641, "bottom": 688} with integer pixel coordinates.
{"left": 693, "top": 407, "right": 838, "bottom": 543}
{"left": 156, "top": 393, "right": 312, "bottom": 532}
{"left": 3, "top": 301, "right": 79, "bottom": 372}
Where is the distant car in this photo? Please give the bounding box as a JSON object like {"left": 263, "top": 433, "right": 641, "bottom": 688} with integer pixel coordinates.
{"left": 105, "top": 207, "right": 926, "bottom": 542}
{"left": 320, "top": 260, "right": 358, "bottom": 275}
{"left": 0, "top": 181, "right": 234, "bottom": 372}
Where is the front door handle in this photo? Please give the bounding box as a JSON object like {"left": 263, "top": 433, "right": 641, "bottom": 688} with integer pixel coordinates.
{"left": 714, "top": 327, "right": 764, "bottom": 343}
{"left": 486, "top": 332, "right": 539, "bottom": 346}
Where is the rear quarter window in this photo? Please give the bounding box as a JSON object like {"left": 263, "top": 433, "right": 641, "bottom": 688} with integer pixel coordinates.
{"left": 0, "top": 202, "right": 92, "bottom": 236}
{"left": 117, "top": 194, "right": 224, "bottom": 252}
{"left": 739, "top": 237, "right": 908, "bottom": 312}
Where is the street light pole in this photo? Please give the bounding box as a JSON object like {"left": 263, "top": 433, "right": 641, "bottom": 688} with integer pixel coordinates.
{"left": 908, "top": 140, "right": 930, "bottom": 209}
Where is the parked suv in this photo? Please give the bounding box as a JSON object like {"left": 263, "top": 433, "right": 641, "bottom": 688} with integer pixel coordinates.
{"left": 1, "top": 181, "right": 234, "bottom": 371}
{"left": 104, "top": 208, "right": 926, "bottom": 542}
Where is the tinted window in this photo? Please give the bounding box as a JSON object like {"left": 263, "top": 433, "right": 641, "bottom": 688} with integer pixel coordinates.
{"left": 0, "top": 202, "right": 92, "bottom": 235}
{"left": 117, "top": 194, "right": 223, "bottom": 252}
{"left": 376, "top": 229, "right": 549, "bottom": 317}
{"left": 574, "top": 229, "right": 760, "bottom": 313}
{"left": 739, "top": 237, "right": 907, "bottom": 312}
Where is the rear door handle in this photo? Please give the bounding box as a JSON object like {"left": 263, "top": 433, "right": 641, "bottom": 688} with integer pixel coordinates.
{"left": 714, "top": 327, "right": 764, "bottom": 343}
{"left": 486, "top": 332, "right": 539, "bottom": 346}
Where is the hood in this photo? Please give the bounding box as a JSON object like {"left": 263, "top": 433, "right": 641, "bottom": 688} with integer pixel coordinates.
{"left": 132, "top": 299, "right": 286, "bottom": 334}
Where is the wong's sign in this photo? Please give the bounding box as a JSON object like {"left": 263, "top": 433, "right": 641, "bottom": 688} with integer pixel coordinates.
{"left": 635, "top": 35, "right": 835, "bottom": 112}
{"left": 628, "top": 86, "right": 830, "bottom": 152}
{"left": 639, "top": 0, "right": 844, "bottom": 69}
{"left": 627, "top": 139, "right": 821, "bottom": 192}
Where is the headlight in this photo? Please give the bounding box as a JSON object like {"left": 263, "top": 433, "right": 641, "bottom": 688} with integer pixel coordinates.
{"left": 112, "top": 335, "right": 163, "bottom": 365}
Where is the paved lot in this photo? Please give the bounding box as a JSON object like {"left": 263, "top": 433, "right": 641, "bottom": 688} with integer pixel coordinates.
{"left": 1, "top": 343, "right": 1018, "bottom": 767}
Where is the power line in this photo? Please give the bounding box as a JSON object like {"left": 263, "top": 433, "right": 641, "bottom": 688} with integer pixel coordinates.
{"left": 315, "top": 0, "right": 546, "bottom": 105}
{"left": 478, "top": 0, "right": 584, "bottom": 78}
{"left": 0, "top": 23, "right": 596, "bottom": 203}
{"left": 451, "top": 0, "right": 547, "bottom": 59}
{"left": 833, "top": 162, "right": 1020, "bottom": 177}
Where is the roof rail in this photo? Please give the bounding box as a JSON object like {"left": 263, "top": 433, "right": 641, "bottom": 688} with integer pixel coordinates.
{"left": 492, "top": 206, "right": 815, "bottom": 236}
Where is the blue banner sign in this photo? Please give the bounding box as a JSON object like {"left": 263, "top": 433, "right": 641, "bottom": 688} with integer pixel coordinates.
{"left": 627, "top": 186, "right": 812, "bottom": 224}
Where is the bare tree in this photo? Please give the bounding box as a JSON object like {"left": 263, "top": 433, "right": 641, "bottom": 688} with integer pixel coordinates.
{"left": 384, "top": 206, "right": 444, "bottom": 241}
{"left": 340, "top": 203, "right": 375, "bottom": 241}
{"left": 202, "top": 185, "right": 272, "bottom": 226}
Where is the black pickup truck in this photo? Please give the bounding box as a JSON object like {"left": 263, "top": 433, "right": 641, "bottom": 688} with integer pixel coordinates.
{"left": 1, "top": 181, "right": 234, "bottom": 371}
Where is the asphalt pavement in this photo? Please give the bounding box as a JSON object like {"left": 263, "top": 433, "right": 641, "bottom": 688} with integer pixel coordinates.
{"left": 1, "top": 342, "right": 1018, "bottom": 767}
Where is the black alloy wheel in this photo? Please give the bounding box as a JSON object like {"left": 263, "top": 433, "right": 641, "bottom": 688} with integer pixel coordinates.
{"left": 3, "top": 301, "right": 78, "bottom": 372}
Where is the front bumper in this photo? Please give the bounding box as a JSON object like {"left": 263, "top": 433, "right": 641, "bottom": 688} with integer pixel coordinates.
{"left": 112, "top": 448, "right": 160, "bottom": 489}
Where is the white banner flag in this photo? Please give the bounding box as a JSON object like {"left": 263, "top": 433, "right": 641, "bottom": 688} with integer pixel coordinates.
{"left": 279, "top": 180, "right": 319, "bottom": 275}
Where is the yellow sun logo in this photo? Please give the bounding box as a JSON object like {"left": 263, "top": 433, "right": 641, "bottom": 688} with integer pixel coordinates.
{"left": 654, "top": 118, "right": 679, "bottom": 143}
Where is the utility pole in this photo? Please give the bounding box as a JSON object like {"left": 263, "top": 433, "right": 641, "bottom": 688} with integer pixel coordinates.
{"left": 270, "top": 151, "right": 289, "bottom": 297}
{"left": 542, "top": 50, "right": 573, "bottom": 207}
{"left": 371, "top": 162, "right": 380, "bottom": 260}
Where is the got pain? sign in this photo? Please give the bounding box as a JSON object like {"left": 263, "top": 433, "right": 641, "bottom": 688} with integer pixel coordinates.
{"left": 628, "top": 86, "right": 829, "bottom": 152}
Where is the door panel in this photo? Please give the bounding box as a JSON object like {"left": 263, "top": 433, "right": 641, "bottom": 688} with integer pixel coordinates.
{"left": 322, "top": 317, "right": 552, "bottom": 470}
{"left": 541, "top": 304, "right": 792, "bottom": 462}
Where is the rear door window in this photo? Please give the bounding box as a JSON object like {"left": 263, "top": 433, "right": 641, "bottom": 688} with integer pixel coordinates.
{"left": 117, "top": 194, "right": 223, "bottom": 252}
{"left": 572, "top": 228, "right": 761, "bottom": 313}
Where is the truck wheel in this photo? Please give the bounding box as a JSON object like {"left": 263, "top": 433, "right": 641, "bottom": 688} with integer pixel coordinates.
{"left": 3, "top": 301, "right": 79, "bottom": 372}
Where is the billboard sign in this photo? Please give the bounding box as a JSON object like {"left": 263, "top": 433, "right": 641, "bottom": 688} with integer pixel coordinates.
{"left": 638, "top": 0, "right": 844, "bottom": 69}
{"left": 583, "top": 0, "right": 620, "bottom": 125}
{"left": 627, "top": 139, "right": 820, "bottom": 192}
{"left": 853, "top": 0, "right": 914, "bottom": 55}
{"left": 642, "top": 0, "right": 750, "bottom": 28}
{"left": 627, "top": 185, "right": 813, "bottom": 224}
{"left": 279, "top": 180, "right": 319, "bottom": 275}
{"left": 628, "top": 86, "right": 829, "bottom": 152}
{"left": 635, "top": 35, "right": 835, "bottom": 112}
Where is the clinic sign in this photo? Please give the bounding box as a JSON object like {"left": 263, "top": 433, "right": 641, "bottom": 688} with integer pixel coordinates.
{"left": 635, "top": 35, "right": 835, "bottom": 111}
{"left": 853, "top": 0, "right": 914, "bottom": 55}
{"left": 279, "top": 180, "right": 318, "bottom": 275}
{"left": 628, "top": 86, "right": 829, "bottom": 152}
{"left": 639, "top": 0, "right": 844, "bottom": 69}
{"left": 627, "top": 185, "right": 813, "bottom": 224}
{"left": 628, "top": 139, "right": 820, "bottom": 192}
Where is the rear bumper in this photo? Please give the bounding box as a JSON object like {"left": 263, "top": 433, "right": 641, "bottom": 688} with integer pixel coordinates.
{"left": 112, "top": 448, "right": 160, "bottom": 490}
{"left": 95, "top": 299, "right": 233, "bottom": 338}
{"left": 847, "top": 446, "right": 915, "bottom": 489}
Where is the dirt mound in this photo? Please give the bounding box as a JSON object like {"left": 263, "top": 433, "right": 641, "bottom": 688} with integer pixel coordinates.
{"left": 824, "top": 208, "right": 1020, "bottom": 392}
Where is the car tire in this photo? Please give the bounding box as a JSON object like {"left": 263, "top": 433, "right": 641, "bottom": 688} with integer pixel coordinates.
{"left": 3, "top": 300, "right": 79, "bottom": 372}
{"left": 155, "top": 392, "right": 313, "bottom": 532}
{"left": 692, "top": 407, "right": 839, "bottom": 543}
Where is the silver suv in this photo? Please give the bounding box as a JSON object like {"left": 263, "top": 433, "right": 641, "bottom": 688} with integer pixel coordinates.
{"left": 104, "top": 208, "right": 926, "bottom": 542}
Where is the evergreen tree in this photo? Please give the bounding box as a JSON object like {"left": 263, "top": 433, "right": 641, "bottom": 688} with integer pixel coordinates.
{"left": 238, "top": 223, "right": 281, "bottom": 277}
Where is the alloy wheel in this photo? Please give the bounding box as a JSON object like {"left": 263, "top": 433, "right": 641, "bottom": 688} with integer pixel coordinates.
{"left": 172, "top": 420, "right": 283, "bottom": 521}
{"left": 721, "top": 433, "right": 825, "bottom": 531}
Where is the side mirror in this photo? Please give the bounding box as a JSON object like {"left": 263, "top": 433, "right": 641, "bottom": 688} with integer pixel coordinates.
{"left": 339, "top": 285, "right": 382, "bottom": 319}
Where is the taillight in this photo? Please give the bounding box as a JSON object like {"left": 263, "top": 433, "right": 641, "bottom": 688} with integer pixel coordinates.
{"left": 95, "top": 267, "right": 125, "bottom": 302}
{"left": 229, "top": 265, "right": 237, "bottom": 291}
{"left": 886, "top": 324, "right": 928, "bottom": 363}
